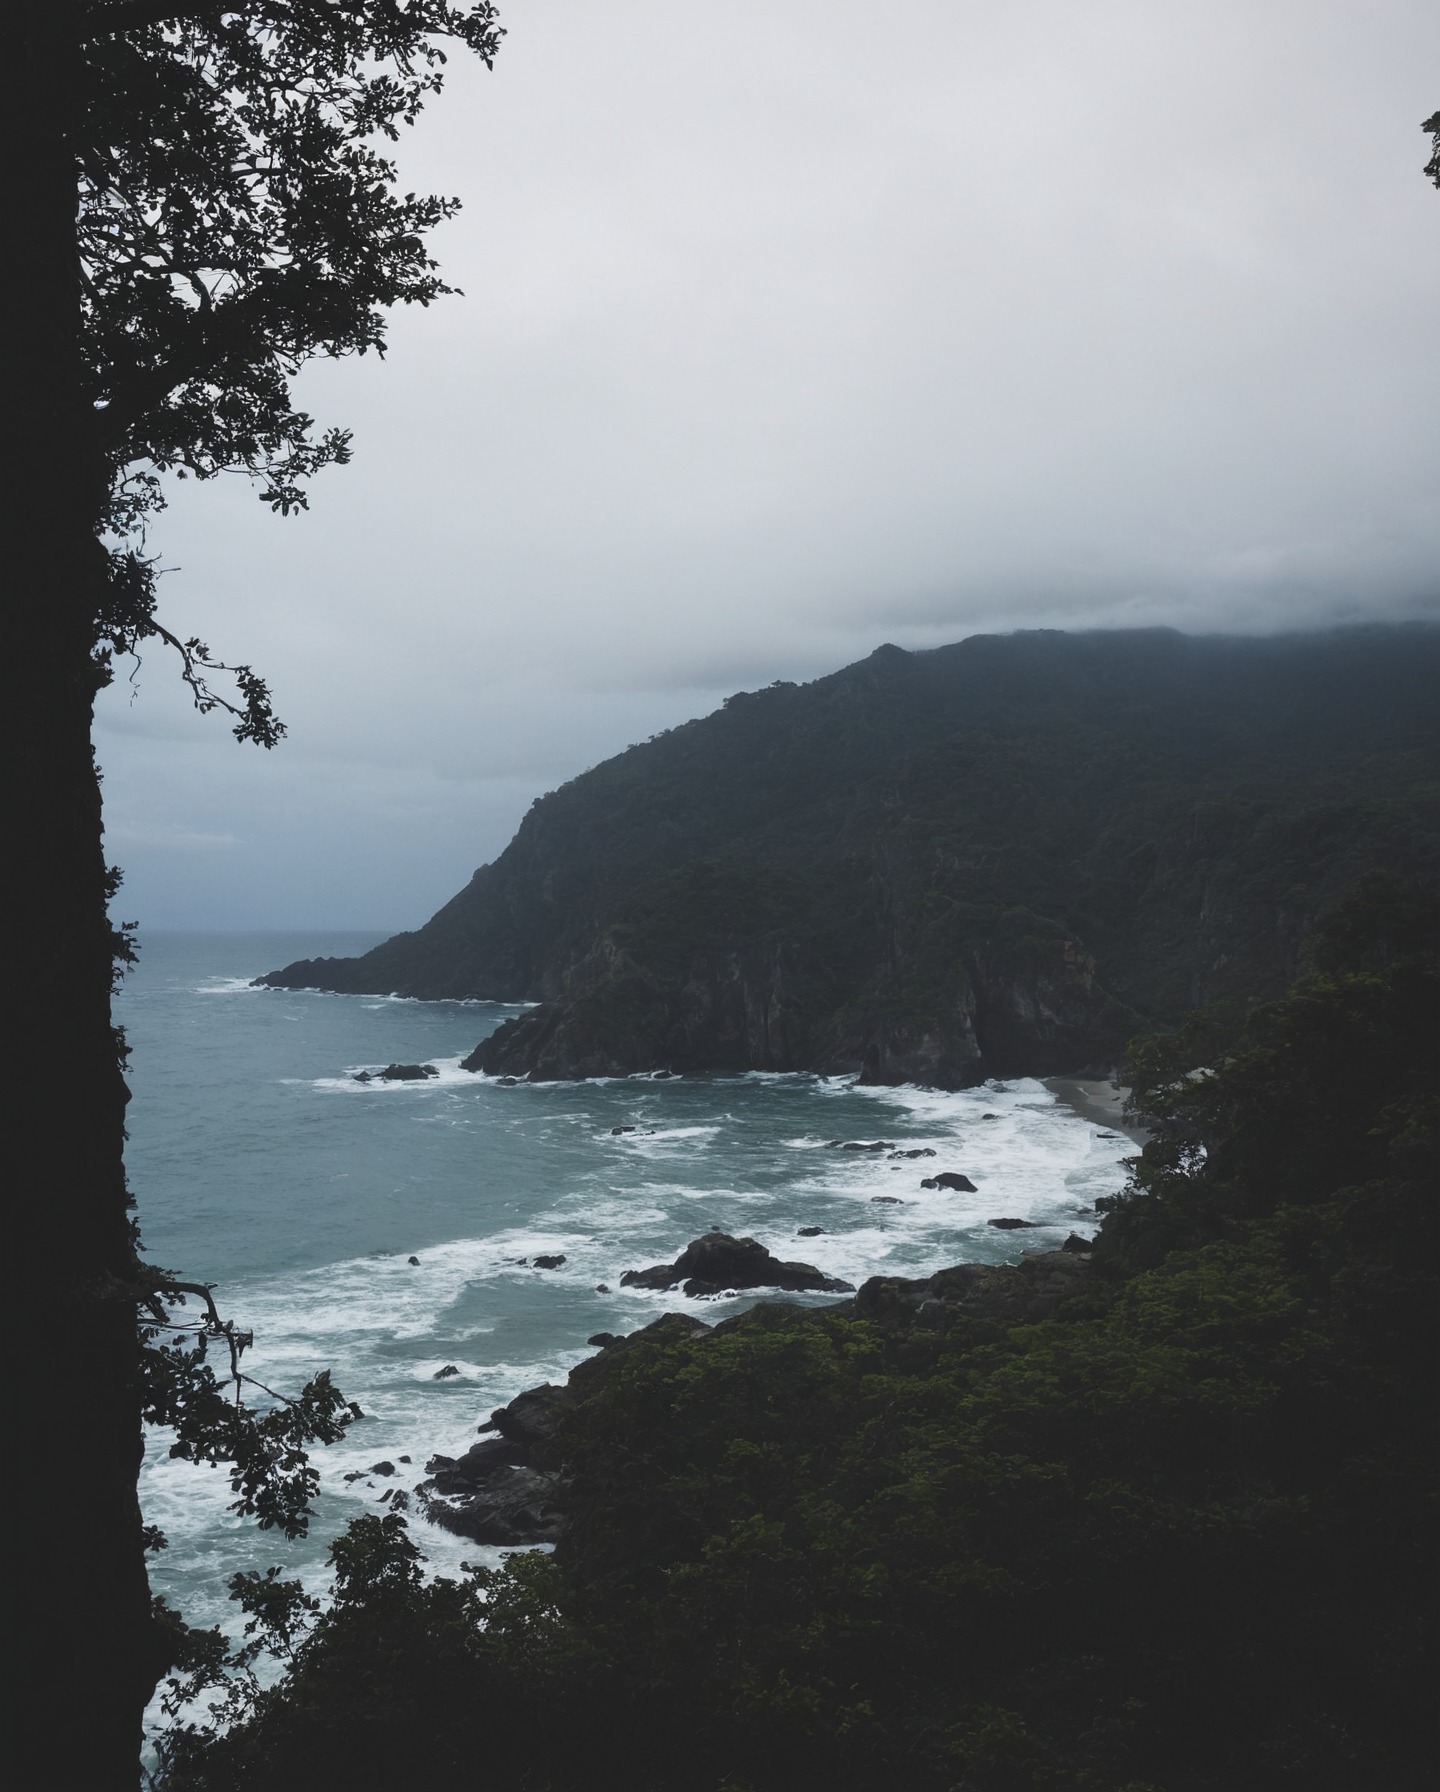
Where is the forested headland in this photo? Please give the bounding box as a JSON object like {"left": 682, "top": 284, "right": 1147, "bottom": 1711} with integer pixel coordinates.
{"left": 164, "top": 875, "right": 1438, "bottom": 1791}
{"left": 262, "top": 624, "right": 1440, "bottom": 1087}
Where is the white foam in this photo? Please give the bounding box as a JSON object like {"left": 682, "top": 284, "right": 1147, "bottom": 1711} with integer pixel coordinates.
{"left": 139, "top": 1057, "right": 1128, "bottom": 1694}
{"left": 309, "top": 1052, "right": 481, "bottom": 1093}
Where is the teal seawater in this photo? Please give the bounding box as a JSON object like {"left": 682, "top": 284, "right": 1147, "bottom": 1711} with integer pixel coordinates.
{"left": 120, "top": 932, "right": 1133, "bottom": 1639}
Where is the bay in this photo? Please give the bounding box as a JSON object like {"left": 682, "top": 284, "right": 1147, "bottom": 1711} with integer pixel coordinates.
{"left": 120, "top": 931, "right": 1134, "bottom": 1641}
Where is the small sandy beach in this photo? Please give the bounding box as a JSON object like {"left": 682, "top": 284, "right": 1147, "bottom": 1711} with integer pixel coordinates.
{"left": 1044, "top": 1077, "right": 1150, "bottom": 1145}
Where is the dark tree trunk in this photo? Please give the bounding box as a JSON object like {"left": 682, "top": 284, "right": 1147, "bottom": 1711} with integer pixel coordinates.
{"left": 6, "top": 5, "right": 162, "bottom": 1783}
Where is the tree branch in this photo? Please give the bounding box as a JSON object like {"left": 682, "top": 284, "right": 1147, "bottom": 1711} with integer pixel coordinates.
{"left": 148, "top": 1278, "right": 255, "bottom": 1394}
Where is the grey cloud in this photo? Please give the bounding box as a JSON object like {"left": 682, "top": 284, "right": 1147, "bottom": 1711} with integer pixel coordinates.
{"left": 96, "top": 0, "right": 1440, "bottom": 928}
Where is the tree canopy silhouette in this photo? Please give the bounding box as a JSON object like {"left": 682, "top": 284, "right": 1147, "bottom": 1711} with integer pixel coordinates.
{"left": 6, "top": 5, "right": 500, "bottom": 1785}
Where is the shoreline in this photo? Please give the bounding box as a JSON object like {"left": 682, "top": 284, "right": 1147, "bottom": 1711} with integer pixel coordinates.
{"left": 1043, "top": 1076, "right": 1150, "bottom": 1145}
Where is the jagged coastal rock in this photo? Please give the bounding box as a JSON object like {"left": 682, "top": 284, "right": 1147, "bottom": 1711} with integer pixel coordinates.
{"left": 259, "top": 627, "right": 1440, "bottom": 1088}
{"left": 352, "top": 1062, "right": 439, "bottom": 1083}
{"left": 618, "top": 1231, "right": 855, "bottom": 1298}
{"left": 419, "top": 1381, "right": 574, "bottom": 1545}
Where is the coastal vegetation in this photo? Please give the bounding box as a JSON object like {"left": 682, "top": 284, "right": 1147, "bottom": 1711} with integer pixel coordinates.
{"left": 162, "top": 877, "right": 1438, "bottom": 1791}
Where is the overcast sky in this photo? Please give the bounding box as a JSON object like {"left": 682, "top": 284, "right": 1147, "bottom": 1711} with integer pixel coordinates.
{"left": 95, "top": 0, "right": 1440, "bottom": 930}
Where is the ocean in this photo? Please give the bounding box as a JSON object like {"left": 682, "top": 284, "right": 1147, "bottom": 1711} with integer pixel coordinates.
{"left": 121, "top": 931, "right": 1135, "bottom": 1648}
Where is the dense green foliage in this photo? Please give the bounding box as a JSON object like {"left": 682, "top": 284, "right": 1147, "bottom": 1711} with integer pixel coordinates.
{"left": 266, "top": 627, "right": 1440, "bottom": 1086}
{"left": 172, "top": 880, "right": 1438, "bottom": 1791}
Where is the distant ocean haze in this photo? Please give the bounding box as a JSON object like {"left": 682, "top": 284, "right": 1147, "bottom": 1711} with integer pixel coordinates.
{"left": 123, "top": 931, "right": 1132, "bottom": 1647}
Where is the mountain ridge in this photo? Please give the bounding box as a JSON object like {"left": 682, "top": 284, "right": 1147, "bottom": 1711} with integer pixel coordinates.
{"left": 258, "top": 623, "right": 1440, "bottom": 1086}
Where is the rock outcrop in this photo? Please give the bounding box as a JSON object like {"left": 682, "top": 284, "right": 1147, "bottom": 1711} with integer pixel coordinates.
{"left": 417, "top": 1319, "right": 711, "bottom": 1544}
{"left": 418, "top": 1382, "right": 573, "bottom": 1545}
{"left": 619, "top": 1232, "right": 854, "bottom": 1298}
{"left": 353, "top": 1062, "right": 438, "bottom": 1083}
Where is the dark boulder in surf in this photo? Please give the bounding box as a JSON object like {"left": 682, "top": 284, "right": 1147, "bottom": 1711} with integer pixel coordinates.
{"left": 422, "top": 1462, "right": 566, "bottom": 1545}
{"left": 620, "top": 1232, "right": 853, "bottom": 1298}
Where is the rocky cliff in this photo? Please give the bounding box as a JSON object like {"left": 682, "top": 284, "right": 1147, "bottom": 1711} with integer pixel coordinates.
{"left": 259, "top": 624, "right": 1440, "bottom": 1086}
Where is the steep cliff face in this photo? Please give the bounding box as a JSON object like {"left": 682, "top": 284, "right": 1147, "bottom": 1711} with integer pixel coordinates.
{"left": 463, "top": 937, "right": 804, "bottom": 1079}
{"left": 464, "top": 911, "right": 1130, "bottom": 1086}
{"left": 259, "top": 625, "right": 1440, "bottom": 1087}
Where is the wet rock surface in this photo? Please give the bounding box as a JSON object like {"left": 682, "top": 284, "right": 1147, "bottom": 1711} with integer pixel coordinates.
{"left": 418, "top": 1382, "right": 573, "bottom": 1545}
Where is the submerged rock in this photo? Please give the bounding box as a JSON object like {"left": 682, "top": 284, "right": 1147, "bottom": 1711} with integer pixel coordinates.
{"left": 987, "top": 1217, "right": 1038, "bottom": 1229}
{"left": 619, "top": 1231, "right": 853, "bottom": 1298}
